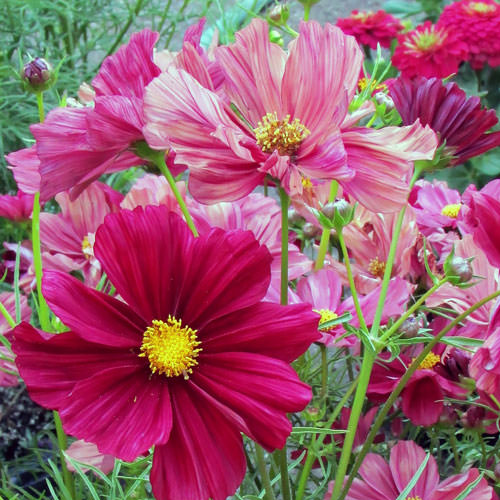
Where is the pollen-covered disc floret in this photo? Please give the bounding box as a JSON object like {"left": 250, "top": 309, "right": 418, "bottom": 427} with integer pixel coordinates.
{"left": 139, "top": 316, "right": 202, "bottom": 379}
{"left": 415, "top": 352, "right": 441, "bottom": 370}
{"left": 368, "top": 257, "right": 386, "bottom": 278}
{"left": 441, "top": 203, "right": 461, "bottom": 218}
{"left": 314, "top": 309, "right": 338, "bottom": 332}
{"left": 255, "top": 112, "right": 310, "bottom": 156}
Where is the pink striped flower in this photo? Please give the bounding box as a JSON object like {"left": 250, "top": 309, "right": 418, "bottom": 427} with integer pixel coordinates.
{"left": 12, "top": 205, "right": 319, "bottom": 500}
{"left": 328, "top": 440, "right": 494, "bottom": 500}
{"left": 0, "top": 191, "right": 34, "bottom": 222}
{"left": 144, "top": 19, "right": 437, "bottom": 212}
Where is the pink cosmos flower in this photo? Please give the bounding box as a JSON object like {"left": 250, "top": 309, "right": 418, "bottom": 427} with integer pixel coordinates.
{"left": 328, "top": 205, "right": 419, "bottom": 294}
{"left": 0, "top": 291, "right": 31, "bottom": 387}
{"left": 438, "top": 0, "right": 500, "bottom": 69}
{"left": 392, "top": 21, "right": 468, "bottom": 79}
{"left": 336, "top": 10, "right": 403, "bottom": 49}
{"left": 390, "top": 76, "right": 500, "bottom": 166}
{"left": 409, "top": 179, "right": 463, "bottom": 235}
{"left": 144, "top": 19, "right": 437, "bottom": 212}
{"left": 368, "top": 345, "right": 468, "bottom": 426}
{"left": 12, "top": 205, "right": 319, "bottom": 500}
{"left": 65, "top": 440, "right": 115, "bottom": 475}
{"left": 294, "top": 268, "right": 412, "bottom": 347}
{"left": 0, "top": 191, "right": 34, "bottom": 222}
{"left": 39, "top": 182, "right": 123, "bottom": 285}
{"left": 427, "top": 235, "right": 499, "bottom": 338}
{"left": 328, "top": 440, "right": 494, "bottom": 500}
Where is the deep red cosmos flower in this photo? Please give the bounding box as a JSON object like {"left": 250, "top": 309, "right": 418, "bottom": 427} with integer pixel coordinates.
{"left": 336, "top": 10, "right": 403, "bottom": 49}
{"left": 438, "top": 0, "right": 500, "bottom": 69}
{"left": 390, "top": 76, "right": 500, "bottom": 166}
{"left": 392, "top": 21, "right": 468, "bottom": 78}
{"left": 11, "top": 206, "right": 319, "bottom": 500}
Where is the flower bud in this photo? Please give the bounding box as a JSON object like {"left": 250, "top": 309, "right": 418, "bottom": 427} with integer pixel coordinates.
{"left": 332, "top": 199, "right": 355, "bottom": 230}
{"left": 439, "top": 405, "right": 458, "bottom": 426}
{"left": 444, "top": 255, "right": 473, "bottom": 285}
{"left": 399, "top": 316, "right": 421, "bottom": 339}
{"left": 21, "top": 58, "right": 55, "bottom": 92}
{"left": 288, "top": 207, "right": 304, "bottom": 225}
{"left": 494, "top": 462, "right": 500, "bottom": 481}
{"left": 321, "top": 202, "right": 336, "bottom": 220}
{"left": 268, "top": 3, "right": 290, "bottom": 24}
{"left": 460, "top": 406, "right": 485, "bottom": 429}
{"left": 302, "top": 222, "right": 320, "bottom": 239}
{"left": 374, "top": 92, "right": 395, "bottom": 111}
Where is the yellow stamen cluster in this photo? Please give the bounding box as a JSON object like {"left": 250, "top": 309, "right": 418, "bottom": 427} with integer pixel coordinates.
{"left": 358, "top": 77, "right": 388, "bottom": 93}
{"left": 441, "top": 203, "right": 461, "bottom": 218}
{"left": 415, "top": 352, "right": 441, "bottom": 370}
{"left": 368, "top": 257, "right": 386, "bottom": 279}
{"left": 301, "top": 177, "right": 313, "bottom": 189}
{"left": 406, "top": 496, "right": 423, "bottom": 500}
{"left": 139, "top": 316, "right": 202, "bottom": 379}
{"left": 255, "top": 112, "right": 310, "bottom": 156}
{"left": 81, "top": 235, "right": 93, "bottom": 260}
{"left": 466, "top": 2, "right": 496, "bottom": 14}
{"left": 314, "top": 309, "right": 338, "bottom": 332}
{"left": 352, "top": 10, "right": 373, "bottom": 21}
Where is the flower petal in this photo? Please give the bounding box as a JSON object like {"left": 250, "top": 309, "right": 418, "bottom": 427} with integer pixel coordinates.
{"left": 151, "top": 383, "right": 246, "bottom": 500}
{"left": 42, "top": 270, "right": 145, "bottom": 347}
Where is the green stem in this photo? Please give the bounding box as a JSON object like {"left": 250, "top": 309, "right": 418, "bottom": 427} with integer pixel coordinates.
{"left": 329, "top": 349, "right": 376, "bottom": 499}
{"left": 295, "top": 376, "right": 359, "bottom": 500}
{"left": 255, "top": 444, "right": 276, "bottom": 500}
{"left": 277, "top": 448, "right": 292, "bottom": 500}
{"left": 154, "top": 153, "right": 198, "bottom": 237}
{"left": 32, "top": 192, "right": 51, "bottom": 331}
{"left": 319, "top": 344, "right": 328, "bottom": 400}
{"left": 337, "top": 231, "right": 368, "bottom": 332}
{"left": 378, "top": 277, "right": 448, "bottom": 344}
{"left": 303, "top": 2, "right": 311, "bottom": 20}
{"left": 449, "top": 431, "right": 460, "bottom": 473}
{"left": 339, "top": 289, "right": 500, "bottom": 500}
{"left": 314, "top": 180, "right": 338, "bottom": 271}
{"left": 36, "top": 91, "right": 44, "bottom": 122}
{"left": 53, "top": 411, "right": 75, "bottom": 499}
{"left": 279, "top": 187, "right": 289, "bottom": 306}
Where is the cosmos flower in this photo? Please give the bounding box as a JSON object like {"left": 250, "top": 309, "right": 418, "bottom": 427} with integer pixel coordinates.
{"left": 438, "top": 0, "right": 500, "bottom": 69}
{"left": 327, "top": 440, "right": 494, "bottom": 500}
{"left": 12, "top": 205, "right": 319, "bottom": 500}
{"left": 0, "top": 191, "right": 34, "bottom": 222}
{"left": 144, "top": 19, "right": 437, "bottom": 212}
{"left": 336, "top": 9, "right": 403, "bottom": 49}
{"left": 392, "top": 21, "right": 468, "bottom": 78}
{"left": 390, "top": 76, "right": 500, "bottom": 166}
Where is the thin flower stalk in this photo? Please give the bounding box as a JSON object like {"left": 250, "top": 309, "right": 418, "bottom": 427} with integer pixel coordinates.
{"left": 314, "top": 180, "right": 338, "bottom": 271}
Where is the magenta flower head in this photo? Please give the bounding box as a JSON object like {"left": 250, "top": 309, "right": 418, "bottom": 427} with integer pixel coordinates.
{"left": 390, "top": 76, "right": 500, "bottom": 166}
{"left": 12, "top": 205, "right": 319, "bottom": 500}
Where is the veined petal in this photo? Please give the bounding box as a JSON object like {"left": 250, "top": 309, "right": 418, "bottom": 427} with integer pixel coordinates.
{"left": 151, "top": 383, "right": 245, "bottom": 500}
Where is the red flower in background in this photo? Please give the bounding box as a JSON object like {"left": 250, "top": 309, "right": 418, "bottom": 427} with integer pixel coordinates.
{"left": 12, "top": 206, "right": 319, "bottom": 500}
{"left": 439, "top": 0, "right": 500, "bottom": 69}
{"left": 336, "top": 10, "right": 403, "bottom": 49}
{"left": 392, "top": 21, "right": 467, "bottom": 78}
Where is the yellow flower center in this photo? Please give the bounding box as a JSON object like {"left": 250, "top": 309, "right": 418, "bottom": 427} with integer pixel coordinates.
{"left": 368, "top": 257, "right": 386, "bottom": 279}
{"left": 255, "top": 112, "right": 310, "bottom": 156}
{"left": 314, "top": 309, "right": 338, "bottom": 332}
{"left": 139, "top": 316, "right": 202, "bottom": 379}
{"left": 405, "top": 25, "right": 446, "bottom": 53}
{"left": 352, "top": 10, "right": 373, "bottom": 21}
{"left": 406, "top": 497, "right": 423, "bottom": 500}
{"left": 301, "top": 177, "right": 313, "bottom": 189}
{"left": 81, "top": 235, "right": 93, "bottom": 260}
{"left": 441, "top": 203, "right": 461, "bottom": 218}
{"left": 466, "top": 2, "right": 496, "bottom": 14}
{"left": 415, "top": 352, "right": 441, "bottom": 370}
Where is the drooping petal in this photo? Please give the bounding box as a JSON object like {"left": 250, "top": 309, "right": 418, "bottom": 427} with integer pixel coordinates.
{"left": 65, "top": 440, "right": 115, "bottom": 475}
{"left": 341, "top": 121, "right": 438, "bottom": 212}
{"left": 151, "top": 383, "right": 246, "bottom": 500}
{"left": 296, "top": 268, "right": 343, "bottom": 311}
{"left": 193, "top": 352, "right": 312, "bottom": 450}
{"left": 11, "top": 323, "right": 138, "bottom": 408}
{"left": 93, "top": 207, "right": 272, "bottom": 327}
{"left": 432, "top": 468, "right": 493, "bottom": 500}
{"left": 59, "top": 364, "right": 172, "bottom": 461}
{"left": 42, "top": 270, "right": 145, "bottom": 347}
{"left": 92, "top": 29, "right": 161, "bottom": 99}
{"left": 5, "top": 145, "right": 41, "bottom": 196}
{"left": 199, "top": 302, "right": 319, "bottom": 363}
{"left": 358, "top": 453, "right": 398, "bottom": 499}
{"left": 402, "top": 372, "right": 444, "bottom": 426}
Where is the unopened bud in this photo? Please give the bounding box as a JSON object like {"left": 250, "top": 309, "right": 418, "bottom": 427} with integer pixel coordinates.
{"left": 460, "top": 406, "right": 485, "bottom": 429}
{"left": 399, "top": 316, "right": 421, "bottom": 339}
{"left": 332, "top": 199, "right": 355, "bottom": 230}
{"left": 268, "top": 4, "right": 290, "bottom": 24}
{"left": 288, "top": 207, "right": 303, "bottom": 225}
{"left": 21, "top": 58, "right": 55, "bottom": 92}
{"left": 446, "top": 256, "right": 473, "bottom": 284}
{"left": 494, "top": 462, "right": 500, "bottom": 480}
{"left": 302, "top": 222, "right": 320, "bottom": 239}
{"left": 439, "top": 405, "right": 458, "bottom": 426}
{"left": 374, "top": 92, "right": 394, "bottom": 111}
{"left": 321, "top": 202, "right": 336, "bottom": 220}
